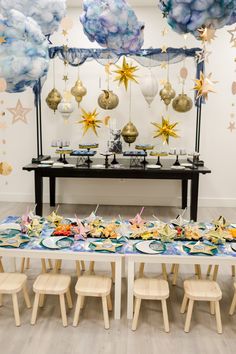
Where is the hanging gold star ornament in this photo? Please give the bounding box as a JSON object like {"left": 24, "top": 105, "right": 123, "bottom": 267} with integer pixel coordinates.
{"left": 8, "top": 99, "right": 32, "bottom": 124}
{"left": 113, "top": 57, "right": 138, "bottom": 90}
{"left": 152, "top": 116, "right": 179, "bottom": 144}
{"left": 198, "top": 27, "right": 217, "bottom": 43}
{"left": 193, "top": 72, "right": 217, "bottom": 99}
{"left": 161, "top": 45, "right": 167, "bottom": 53}
{"left": 0, "top": 162, "right": 13, "bottom": 176}
{"left": 77, "top": 108, "right": 102, "bottom": 136}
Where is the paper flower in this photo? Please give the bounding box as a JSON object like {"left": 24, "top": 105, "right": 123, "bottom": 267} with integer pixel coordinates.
{"left": 0, "top": 0, "right": 66, "bottom": 36}
{"left": 194, "top": 72, "right": 216, "bottom": 100}
{"left": 77, "top": 108, "right": 102, "bottom": 136}
{"left": 152, "top": 116, "right": 179, "bottom": 144}
{"left": 158, "top": 224, "right": 176, "bottom": 242}
{"left": 80, "top": 0, "right": 144, "bottom": 53}
{"left": 47, "top": 211, "right": 63, "bottom": 226}
{"left": 0, "top": 10, "right": 49, "bottom": 93}
{"left": 114, "top": 57, "right": 138, "bottom": 90}
{"left": 159, "top": 0, "right": 236, "bottom": 38}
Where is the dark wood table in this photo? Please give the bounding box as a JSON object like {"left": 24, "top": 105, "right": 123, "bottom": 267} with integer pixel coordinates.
{"left": 23, "top": 158, "right": 211, "bottom": 221}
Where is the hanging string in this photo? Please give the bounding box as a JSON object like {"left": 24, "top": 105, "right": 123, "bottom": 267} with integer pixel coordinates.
{"left": 53, "top": 58, "right": 56, "bottom": 89}
{"left": 129, "top": 81, "right": 132, "bottom": 122}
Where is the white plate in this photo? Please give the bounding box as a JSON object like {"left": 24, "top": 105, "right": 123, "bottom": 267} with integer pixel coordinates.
{"left": 92, "top": 165, "right": 105, "bottom": 168}
{"left": 41, "top": 236, "right": 72, "bottom": 250}
{"left": 64, "top": 164, "right": 76, "bottom": 168}
{"left": 181, "top": 163, "right": 193, "bottom": 168}
{"left": 41, "top": 160, "right": 54, "bottom": 164}
{"left": 0, "top": 223, "right": 21, "bottom": 231}
{"left": 146, "top": 165, "right": 161, "bottom": 169}
{"left": 135, "top": 240, "right": 165, "bottom": 254}
{"left": 171, "top": 166, "right": 185, "bottom": 170}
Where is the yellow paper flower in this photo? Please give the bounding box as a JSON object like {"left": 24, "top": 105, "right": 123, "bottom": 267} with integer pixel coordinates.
{"left": 113, "top": 57, "right": 138, "bottom": 90}
{"left": 78, "top": 108, "right": 102, "bottom": 136}
{"left": 152, "top": 116, "right": 179, "bottom": 144}
{"left": 194, "top": 72, "right": 216, "bottom": 99}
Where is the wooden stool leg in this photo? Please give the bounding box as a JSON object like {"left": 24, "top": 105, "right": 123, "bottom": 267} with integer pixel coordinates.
{"left": 80, "top": 296, "right": 85, "bottom": 309}
{"left": 107, "top": 295, "right": 112, "bottom": 311}
{"left": 132, "top": 298, "right": 141, "bottom": 331}
{"left": 229, "top": 292, "right": 236, "bottom": 315}
{"left": 194, "top": 265, "right": 202, "bottom": 279}
{"left": 180, "top": 295, "right": 188, "bottom": 314}
{"left": 26, "top": 258, "right": 30, "bottom": 269}
{"left": 232, "top": 265, "right": 236, "bottom": 277}
{"left": 111, "top": 262, "right": 115, "bottom": 283}
{"left": 76, "top": 261, "right": 81, "bottom": 277}
{"left": 102, "top": 296, "right": 109, "bottom": 329}
{"left": 59, "top": 294, "right": 67, "bottom": 327}
{"left": 184, "top": 299, "right": 194, "bottom": 333}
{"left": 81, "top": 261, "right": 85, "bottom": 271}
{"left": 66, "top": 289, "right": 73, "bottom": 309}
{"left": 31, "top": 293, "right": 40, "bottom": 325}
{"left": 12, "top": 293, "right": 20, "bottom": 326}
{"left": 23, "top": 285, "right": 31, "bottom": 309}
{"left": 213, "top": 265, "right": 219, "bottom": 281}
{"left": 41, "top": 259, "right": 47, "bottom": 274}
{"left": 138, "top": 263, "right": 145, "bottom": 278}
{"left": 89, "top": 261, "right": 95, "bottom": 275}
{"left": 53, "top": 260, "right": 60, "bottom": 274}
{"left": 20, "top": 258, "right": 26, "bottom": 273}
{"left": 73, "top": 295, "right": 82, "bottom": 327}
{"left": 39, "top": 294, "right": 45, "bottom": 308}
{"left": 172, "top": 264, "right": 179, "bottom": 286}
{"left": 48, "top": 259, "right": 53, "bottom": 270}
{"left": 207, "top": 265, "right": 212, "bottom": 277}
{"left": 0, "top": 258, "right": 4, "bottom": 273}
{"left": 170, "top": 264, "right": 175, "bottom": 274}
{"left": 162, "top": 264, "right": 168, "bottom": 281}
{"left": 0, "top": 294, "right": 3, "bottom": 307}
{"left": 210, "top": 301, "right": 215, "bottom": 315}
{"left": 215, "top": 301, "right": 222, "bottom": 334}
{"left": 161, "top": 299, "right": 169, "bottom": 333}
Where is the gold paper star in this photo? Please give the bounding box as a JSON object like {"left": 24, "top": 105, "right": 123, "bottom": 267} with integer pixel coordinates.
{"left": 8, "top": 99, "right": 32, "bottom": 124}
{"left": 152, "top": 116, "right": 179, "bottom": 144}
{"left": 77, "top": 108, "right": 102, "bottom": 136}
{"left": 228, "top": 27, "right": 236, "bottom": 43}
{"left": 63, "top": 75, "right": 69, "bottom": 82}
{"left": 62, "top": 30, "right": 68, "bottom": 36}
{"left": 161, "top": 28, "right": 169, "bottom": 36}
{"left": 161, "top": 62, "right": 167, "bottom": 69}
{"left": 0, "top": 235, "right": 30, "bottom": 248}
{"left": 193, "top": 72, "right": 216, "bottom": 99}
{"left": 228, "top": 121, "right": 236, "bottom": 132}
{"left": 161, "top": 46, "right": 167, "bottom": 53}
{"left": 90, "top": 239, "right": 123, "bottom": 253}
{"left": 0, "top": 36, "right": 6, "bottom": 44}
{"left": 198, "top": 27, "right": 216, "bottom": 43}
{"left": 195, "top": 49, "right": 211, "bottom": 63}
{"left": 113, "top": 57, "right": 138, "bottom": 90}
{"left": 185, "top": 241, "right": 217, "bottom": 255}
{"left": 158, "top": 224, "right": 177, "bottom": 242}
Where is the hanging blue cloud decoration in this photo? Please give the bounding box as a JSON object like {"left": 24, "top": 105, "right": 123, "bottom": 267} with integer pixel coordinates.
{"left": 0, "top": 0, "right": 66, "bottom": 36}
{"left": 80, "top": 0, "right": 145, "bottom": 53}
{"left": 159, "top": 0, "right": 236, "bottom": 37}
{"left": 0, "top": 10, "right": 49, "bottom": 93}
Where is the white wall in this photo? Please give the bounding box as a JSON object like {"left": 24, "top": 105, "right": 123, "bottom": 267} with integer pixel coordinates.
{"left": 0, "top": 6, "right": 236, "bottom": 208}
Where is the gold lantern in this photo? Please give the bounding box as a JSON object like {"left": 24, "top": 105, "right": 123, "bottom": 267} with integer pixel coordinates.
{"left": 71, "top": 79, "right": 87, "bottom": 106}
{"left": 46, "top": 88, "right": 62, "bottom": 112}
{"left": 121, "top": 122, "right": 139, "bottom": 144}
{"left": 159, "top": 81, "right": 176, "bottom": 108}
{"left": 98, "top": 90, "right": 119, "bottom": 110}
{"left": 172, "top": 93, "right": 193, "bottom": 113}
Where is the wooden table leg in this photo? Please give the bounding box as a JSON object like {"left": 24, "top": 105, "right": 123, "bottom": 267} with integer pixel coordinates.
{"left": 49, "top": 177, "right": 56, "bottom": 207}
{"left": 182, "top": 179, "right": 188, "bottom": 209}
{"left": 127, "top": 259, "right": 135, "bottom": 320}
{"left": 35, "top": 172, "right": 43, "bottom": 216}
{"left": 190, "top": 174, "right": 199, "bottom": 222}
{"left": 114, "top": 258, "right": 122, "bottom": 320}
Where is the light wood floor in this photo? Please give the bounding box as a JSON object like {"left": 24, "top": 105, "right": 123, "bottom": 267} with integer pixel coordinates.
{"left": 0, "top": 203, "right": 236, "bottom": 354}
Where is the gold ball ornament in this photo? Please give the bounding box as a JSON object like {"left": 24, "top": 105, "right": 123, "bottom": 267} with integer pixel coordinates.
{"left": 46, "top": 88, "right": 62, "bottom": 112}
{"left": 98, "top": 90, "right": 119, "bottom": 110}
{"left": 121, "top": 122, "right": 139, "bottom": 144}
{"left": 0, "top": 162, "right": 13, "bottom": 176}
{"left": 159, "top": 82, "right": 176, "bottom": 107}
{"left": 71, "top": 80, "right": 87, "bottom": 106}
{"left": 172, "top": 93, "right": 193, "bottom": 113}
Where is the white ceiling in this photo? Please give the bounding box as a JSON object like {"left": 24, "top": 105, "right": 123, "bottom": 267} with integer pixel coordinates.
{"left": 67, "top": 0, "right": 156, "bottom": 7}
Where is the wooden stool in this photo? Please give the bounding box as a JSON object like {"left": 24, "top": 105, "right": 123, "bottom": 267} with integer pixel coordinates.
{"left": 181, "top": 279, "right": 222, "bottom": 334}
{"left": 229, "top": 282, "right": 236, "bottom": 315}
{"left": 73, "top": 275, "right": 112, "bottom": 329}
{"left": 0, "top": 273, "right": 31, "bottom": 326}
{"left": 132, "top": 278, "right": 170, "bottom": 332}
{"left": 31, "top": 273, "right": 72, "bottom": 327}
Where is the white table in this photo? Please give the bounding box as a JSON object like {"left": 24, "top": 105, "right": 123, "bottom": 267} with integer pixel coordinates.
{"left": 0, "top": 248, "right": 123, "bottom": 320}
{"left": 127, "top": 253, "right": 236, "bottom": 319}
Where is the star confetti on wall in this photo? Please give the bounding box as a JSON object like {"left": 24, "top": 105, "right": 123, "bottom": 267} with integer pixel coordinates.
{"left": 228, "top": 121, "right": 236, "bottom": 132}
{"left": 7, "top": 99, "right": 32, "bottom": 124}
{"left": 152, "top": 116, "right": 179, "bottom": 144}
{"left": 77, "top": 108, "right": 102, "bottom": 136}
{"left": 113, "top": 57, "right": 138, "bottom": 90}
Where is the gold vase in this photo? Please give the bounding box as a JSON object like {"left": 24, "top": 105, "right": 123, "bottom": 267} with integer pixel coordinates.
{"left": 121, "top": 122, "right": 139, "bottom": 144}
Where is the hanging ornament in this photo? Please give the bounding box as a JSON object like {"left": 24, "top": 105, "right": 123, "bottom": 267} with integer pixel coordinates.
{"left": 77, "top": 108, "right": 102, "bottom": 136}
{"left": 152, "top": 116, "right": 179, "bottom": 145}
{"left": 71, "top": 79, "right": 87, "bottom": 106}
{"left": 98, "top": 90, "right": 119, "bottom": 110}
{"left": 121, "top": 82, "right": 139, "bottom": 144}
{"left": 57, "top": 97, "right": 74, "bottom": 121}
{"left": 180, "top": 67, "right": 188, "bottom": 80}
{"left": 172, "top": 93, "right": 193, "bottom": 113}
{"left": 0, "top": 161, "right": 13, "bottom": 175}
{"left": 159, "top": 81, "right": 176, "bottom": 108}
{"left": 46, "top": 88, "right": 62, "bottom": 112}
{"left": 193, "top": 72, "right": 216, "bottom": 100}
{"left": 140, "top": 69, "right": 159, "bottom": 107}
{"left": 113, "top": 57, "right": 138, "bottom": 91}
